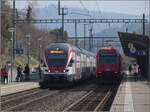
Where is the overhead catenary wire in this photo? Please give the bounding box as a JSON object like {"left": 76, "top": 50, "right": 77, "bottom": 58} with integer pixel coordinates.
{"left": 69, "top": 12, "right": 92, "bottom": 17}
{"left": 79, "top": 0, "right": 94, "bottom": 51}
{"left": 96, "top": 0, "right": 103, "bottom": 18}
{"left": 64, "top": 1, "right": 94, "bottom": 48}
{"left": 79, "top": 0, "right": 91, "bottom": 18}
{"left": 79, "top": 1, "right": 93, "bottom": 30}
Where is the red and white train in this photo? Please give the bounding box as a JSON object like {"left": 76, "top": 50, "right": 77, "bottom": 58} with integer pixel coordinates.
{"left": 96, "top": 47, "right": 122, "bottom": 83}
{"left": 39, "top": 43, "right": 95, "bottom": 88}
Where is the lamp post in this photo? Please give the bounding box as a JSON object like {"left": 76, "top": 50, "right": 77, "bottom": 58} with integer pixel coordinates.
{"left": 8, "top": 28, "right": 14, "bottom": 82}
{"left": 26, "top": 34, "right": 31, "bottom": 66}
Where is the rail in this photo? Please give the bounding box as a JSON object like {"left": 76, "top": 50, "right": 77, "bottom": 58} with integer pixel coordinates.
{"left": 63, "top": 86, "right": 115, "bottom": 111}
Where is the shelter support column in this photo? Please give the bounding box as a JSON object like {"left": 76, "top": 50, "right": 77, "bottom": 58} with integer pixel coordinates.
{"left": 148, "top": 37, "right": 150, "bottom": 81}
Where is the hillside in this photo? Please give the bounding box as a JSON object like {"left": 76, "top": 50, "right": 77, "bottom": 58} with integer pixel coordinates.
{"left": 94, "top": 23, "right": 150, "bottom": 37}
{"left": 1, "top": 2, "right": 58, "bottom": 68}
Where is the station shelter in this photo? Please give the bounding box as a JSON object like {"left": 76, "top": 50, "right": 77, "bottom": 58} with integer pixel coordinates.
{"left": 118, "top": 32, "right": 150, "bottom": 80}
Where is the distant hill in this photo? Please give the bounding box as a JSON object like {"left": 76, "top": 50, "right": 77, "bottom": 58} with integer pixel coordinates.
{"left": 29, "top": 5, "right": 149, "bottom": 37}
{"left": 94, "top": 23, "right": 150, "bottom": 37}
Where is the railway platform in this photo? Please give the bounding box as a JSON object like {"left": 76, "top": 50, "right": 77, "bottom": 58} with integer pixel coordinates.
{"left": 110, "top": 74, "right": 150, "bottom": 112}
{"left": 0, "top": 82, "right": 39, "bottom": 96}
{"left": 0, "top": 72, "right": 40, "bottom": 96}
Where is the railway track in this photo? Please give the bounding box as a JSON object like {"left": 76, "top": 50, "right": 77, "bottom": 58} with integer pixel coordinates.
{"left": 0, "top": 88, "right": 61, "bottom": 111}
{"left": 1, "top": 88, "right": 41, "bottom": 102}
{"left": 63, "top": 85, "right": 118, "bottom": 111}
{"left": 0, "top": 81, "right": 118, "bottom": 111}
{"left": 0, "top": 81, "right": 96, "bottom": 111}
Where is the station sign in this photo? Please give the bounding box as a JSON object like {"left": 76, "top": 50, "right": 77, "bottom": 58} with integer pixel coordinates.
{"left": 13, "top": 48, "right": 24, "bottom": 54}
{"left": 8, "top": 28, "right": 15, "bottom": 32}
{"left": 128, "top": 42, "right": 146, "bottom": 56}
{"left": 6, "top": 61, "right": 12, "bottom": 67}
{"left": 118, "top": 32, "right": 148, "bottom": 57}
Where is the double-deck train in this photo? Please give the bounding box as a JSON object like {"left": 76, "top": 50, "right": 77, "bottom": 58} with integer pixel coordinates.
{"left": 39, "top": 43, "right": 96, "bottom": 88}
{"left": 96, "top": 47, "right": 122, "bottom": 83}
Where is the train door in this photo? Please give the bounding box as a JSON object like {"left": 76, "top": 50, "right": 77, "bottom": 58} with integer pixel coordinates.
{"left": 87, "top": 55, "right": 90, "bottom": 73}
{"left": 70, "top": 52, "right": 76, "bottom": 80}
{"left": 76, "top": 52, "right": 82, "bottom": 80}
{"left": 83, "top": 54, "right": 86, "bottom": 73}
{"left": 91, "top": 56, "right": 95, "bottom": 77}
{"left": 66, "top": 52, "right": 75, "bottom": 75}
{"left": 80, "top": 54, "right": 84, "bottom": 75}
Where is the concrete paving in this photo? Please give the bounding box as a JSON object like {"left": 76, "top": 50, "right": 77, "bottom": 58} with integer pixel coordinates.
{"left": 0, "top": 82, "right": 39, "bottom": 96}
{"left": 0, "top": 71, "right": 41, "bottom": 96}
{"left": 110, "top": 75, "right": 150, "bottom": 112}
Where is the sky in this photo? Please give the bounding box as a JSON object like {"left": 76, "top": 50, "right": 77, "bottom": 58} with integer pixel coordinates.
{"left": 10, "top": 0, "right": 149, "bottom": 15}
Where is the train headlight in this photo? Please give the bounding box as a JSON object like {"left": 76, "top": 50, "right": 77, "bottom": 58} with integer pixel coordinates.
{"left": 115, "top": 72, "right": 118, "bottom": 74}
{"left": 48, "top": 70, "right": 50, "bottom": 73}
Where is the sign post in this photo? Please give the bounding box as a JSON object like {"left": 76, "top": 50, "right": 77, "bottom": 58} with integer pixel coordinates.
{"left": 7, "top": 61, "right": 12, "bottom": 83}
{"left": 8, "top": 28, "right": 15, "bottom": 82}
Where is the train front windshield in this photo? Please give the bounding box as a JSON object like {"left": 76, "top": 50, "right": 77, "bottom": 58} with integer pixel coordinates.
{"left": 48, "top": 50, "right": 67, "bottom": 66}
{"left": 99, "top": 52, "right": 117, "bottom": 64}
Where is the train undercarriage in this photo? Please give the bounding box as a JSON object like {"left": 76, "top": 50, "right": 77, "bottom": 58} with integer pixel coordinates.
{"left": 96, "top": 71, "right": 122, "bottom": 84}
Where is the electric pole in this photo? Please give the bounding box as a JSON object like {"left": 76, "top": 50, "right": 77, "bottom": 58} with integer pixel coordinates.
{"left": 26, "top": 34, "right": 31, "bottom": 66}
{"left": 89, "top": 28, "right": 93, "bottom": 51}
{"left": 58, "top": 0, "right": 60, "bottom": 15}
{"left": 143, "top": 13, "right": 145, "bottom": 36}
{"left": 62, "top": 8, "right": 64, "bottom": 41}
{"left": 75, "top": 20, "right": 78, "bottom": 46}
{"left": 58, "top": 0, "right": 67, "bottom": 42}
{"left": 84, "top": 24, "right": 86, "bottom": 49}
{"left": 12, "top": 0, "right": 16, "bottom": 59}
{"left": 60, "top": 8, "right": 67, "bottom": 42}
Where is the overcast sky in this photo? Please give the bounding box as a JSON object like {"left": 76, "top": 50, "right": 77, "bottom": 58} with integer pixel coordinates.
{"left": 12, "top": 0, "right": 149, "bottom": 15}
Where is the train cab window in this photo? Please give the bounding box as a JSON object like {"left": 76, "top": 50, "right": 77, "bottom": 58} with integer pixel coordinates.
{"left": 71, "top": 58, "right": 74, "bottom": 63}
{"left": 68, "top": 58, "right": 74, "bottom": 67}
{"left": 99, "top": 53, "right": 117, "bottom": 64}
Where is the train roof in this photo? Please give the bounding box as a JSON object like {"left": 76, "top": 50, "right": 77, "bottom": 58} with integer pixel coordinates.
{"left": 100, "top": 47, "right": 116, "bottom": 51}
{"left": 47, "top": 42, "right": 95, "bottom": 56}
{"left": 98, "top": 47, "right": 120, "bottom": 55}
{"left": 47, "top": 43, "right": 71, "bottom": 48}
{"left": 98, "top": 47, "right": 118, "bottom": 52}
